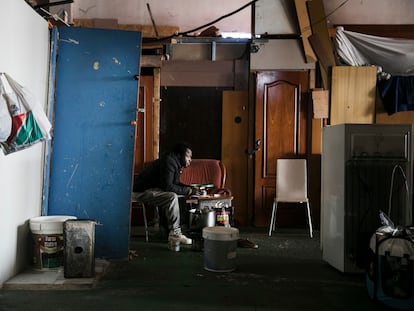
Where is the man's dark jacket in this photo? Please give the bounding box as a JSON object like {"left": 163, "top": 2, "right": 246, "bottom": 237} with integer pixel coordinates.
{"left": 134, "top": 152, "right": 190, "bottom": 195}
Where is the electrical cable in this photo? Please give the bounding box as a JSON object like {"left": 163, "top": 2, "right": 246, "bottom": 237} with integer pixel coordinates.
{"left": 388, "top": 164, "right": 409, "bottom": 217}
{"left": 34, "top": 0, "right": 74, "bottom": 9}
{"left": 155, "top": 0, "right": 258, "bottom": 42}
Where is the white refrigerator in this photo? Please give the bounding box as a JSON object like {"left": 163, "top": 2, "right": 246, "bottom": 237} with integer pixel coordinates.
{"left": 321, "top": 124, "right": 412, "bottom": 273}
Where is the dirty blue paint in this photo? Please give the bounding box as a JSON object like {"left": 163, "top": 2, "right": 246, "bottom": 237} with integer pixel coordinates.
{"left": 48, "top": 27, "right": 141, "bottom": 259}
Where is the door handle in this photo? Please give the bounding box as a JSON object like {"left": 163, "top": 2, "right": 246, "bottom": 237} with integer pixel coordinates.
{"left": 246, "top": 139, "right": 261, "bottom": 158}
{"left": 130, "top": 120, "right": 137, "bottom": 126}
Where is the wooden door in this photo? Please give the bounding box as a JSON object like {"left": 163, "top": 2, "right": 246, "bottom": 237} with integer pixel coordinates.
{"left": 134, "top": 75, "right": 154, "bottom": 174}
{"left": 222, "top": 91, "right": 249, "bottom": 226}
{"left": 48, "top": 27, "right": 141, "bottom": 258}
{"left": 131, "top": 75, "right": 156, "bottom": 226}
{"left": 254, "top": 71, "right": 309, "bottom": 227}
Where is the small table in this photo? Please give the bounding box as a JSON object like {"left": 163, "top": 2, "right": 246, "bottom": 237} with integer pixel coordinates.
{"left": 186, "top": 194, "right": 233, "bottom": 209}
{"left": 186, "top": 194, "right": 234, "bottom": 227}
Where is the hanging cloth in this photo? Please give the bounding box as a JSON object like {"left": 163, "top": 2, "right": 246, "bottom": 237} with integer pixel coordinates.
{"left": 335, "top": 27, "right": 414, "bottom": 76}
{"left": 378, "top": 76, "right": 414, "bottom": 115}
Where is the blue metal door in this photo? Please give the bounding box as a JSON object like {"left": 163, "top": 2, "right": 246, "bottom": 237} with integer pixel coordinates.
{"left": 48, "top": 27, "right": 141, "bottom": 258}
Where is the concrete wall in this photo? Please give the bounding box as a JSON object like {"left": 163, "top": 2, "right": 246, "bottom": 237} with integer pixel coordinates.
{"left": 0, "top": 0, "right": 50, "bottom": 287}
{"left": 250, "top": 39, "right": 315, "bottom": 71}
{"left": 324, "top": 0, "right": 414, "bottom": 26}
{"left": 71, "top": 0, "right": 251, "bottom": 34}
{"left": 69, "top": 0, "right": 414, "bottom": 34}
{"left": 68, "top": 0, "right": 414, "bottom": 72}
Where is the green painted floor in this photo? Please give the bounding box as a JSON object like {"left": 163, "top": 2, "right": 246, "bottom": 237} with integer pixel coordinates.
{"left": 0, "top": 228, "right": 392, "bottom": 311}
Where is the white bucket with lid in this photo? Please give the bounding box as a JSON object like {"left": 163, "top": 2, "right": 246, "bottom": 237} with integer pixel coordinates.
{"left": 29, "top": 215, "right": 77, "bottom": 269}
{"left": 202, "top": 226, "right": 239, "bottom": 272}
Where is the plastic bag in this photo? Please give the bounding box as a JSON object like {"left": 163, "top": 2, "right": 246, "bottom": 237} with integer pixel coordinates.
{"left": 0, "top": 93, "right": 11, "bottom": 142}
{"left": 0, "top": 73, "right": 52, "bottom": 155}
{"left": 0, "top": 84, "right": 12, "bottom": 141}
{"left": 377, "top": 210, "right": 398, "bottom": 235}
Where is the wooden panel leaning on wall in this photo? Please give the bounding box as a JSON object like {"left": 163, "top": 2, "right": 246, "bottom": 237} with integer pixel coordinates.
{"left": 330, "top": 66, "right": 377, "bottom": 125}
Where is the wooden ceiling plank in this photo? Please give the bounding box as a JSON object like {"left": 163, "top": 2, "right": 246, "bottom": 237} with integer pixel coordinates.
{"left": 306, "top": 0, "right": 337, "bottom": 89}
{"left": 294, "top": 0, "right": 317, "bottom": 63}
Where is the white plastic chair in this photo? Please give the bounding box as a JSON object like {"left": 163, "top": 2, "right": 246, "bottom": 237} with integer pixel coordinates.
{"left": 268, "top": 159, "right": 313, "bottom": 238}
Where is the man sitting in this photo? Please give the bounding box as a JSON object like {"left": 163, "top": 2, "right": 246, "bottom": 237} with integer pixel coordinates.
{"left": 133, "top": 142, "right": 193, "bottom": 246}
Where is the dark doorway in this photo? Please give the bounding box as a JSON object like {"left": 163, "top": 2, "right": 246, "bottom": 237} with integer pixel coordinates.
{"left": 160, "top": 87, "right": 231, "bottom": 159}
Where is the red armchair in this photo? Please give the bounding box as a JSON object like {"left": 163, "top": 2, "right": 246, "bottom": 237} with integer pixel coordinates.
{"left": 180, "top": 159, "right": 230, "bottom": 195}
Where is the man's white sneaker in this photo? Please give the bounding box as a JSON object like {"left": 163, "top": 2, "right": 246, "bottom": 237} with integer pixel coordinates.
{"left": 168, "top": 233, "right": 192, "bottom": 245}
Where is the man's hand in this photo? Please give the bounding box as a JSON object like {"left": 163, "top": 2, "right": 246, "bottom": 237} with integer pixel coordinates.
{"left": 190, "top": 187, "right": 199, "bottom": 195}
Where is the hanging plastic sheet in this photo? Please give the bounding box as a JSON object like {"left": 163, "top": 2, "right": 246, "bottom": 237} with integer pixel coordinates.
{"left": 0, "top": 73, "right": 52, "bottom": 155}
{"left": 334, "top": 27, "right": 414, "bottom": 76}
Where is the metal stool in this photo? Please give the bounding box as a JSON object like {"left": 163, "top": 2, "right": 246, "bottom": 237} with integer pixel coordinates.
{"left": 131, "top": 193, "right": 160, "bottom": 242}
{"left": 131, "top": 194, "right": 149, "bottom": 242}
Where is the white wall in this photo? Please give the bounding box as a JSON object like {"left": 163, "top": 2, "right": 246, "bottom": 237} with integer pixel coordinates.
{"left": 324, "top": 0, "right": 414, "bottom": 26}
{"left": 71, "top": 0, "right": 252, "bottom": 35}
{"left": 70, "top": 0, "right": 414, "bottom": 36}
{"left": 251, "top": 39, "right": 315, "bottom": 70}
{"left": 0, "top": 0, "right": 50, "bottom": 287}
